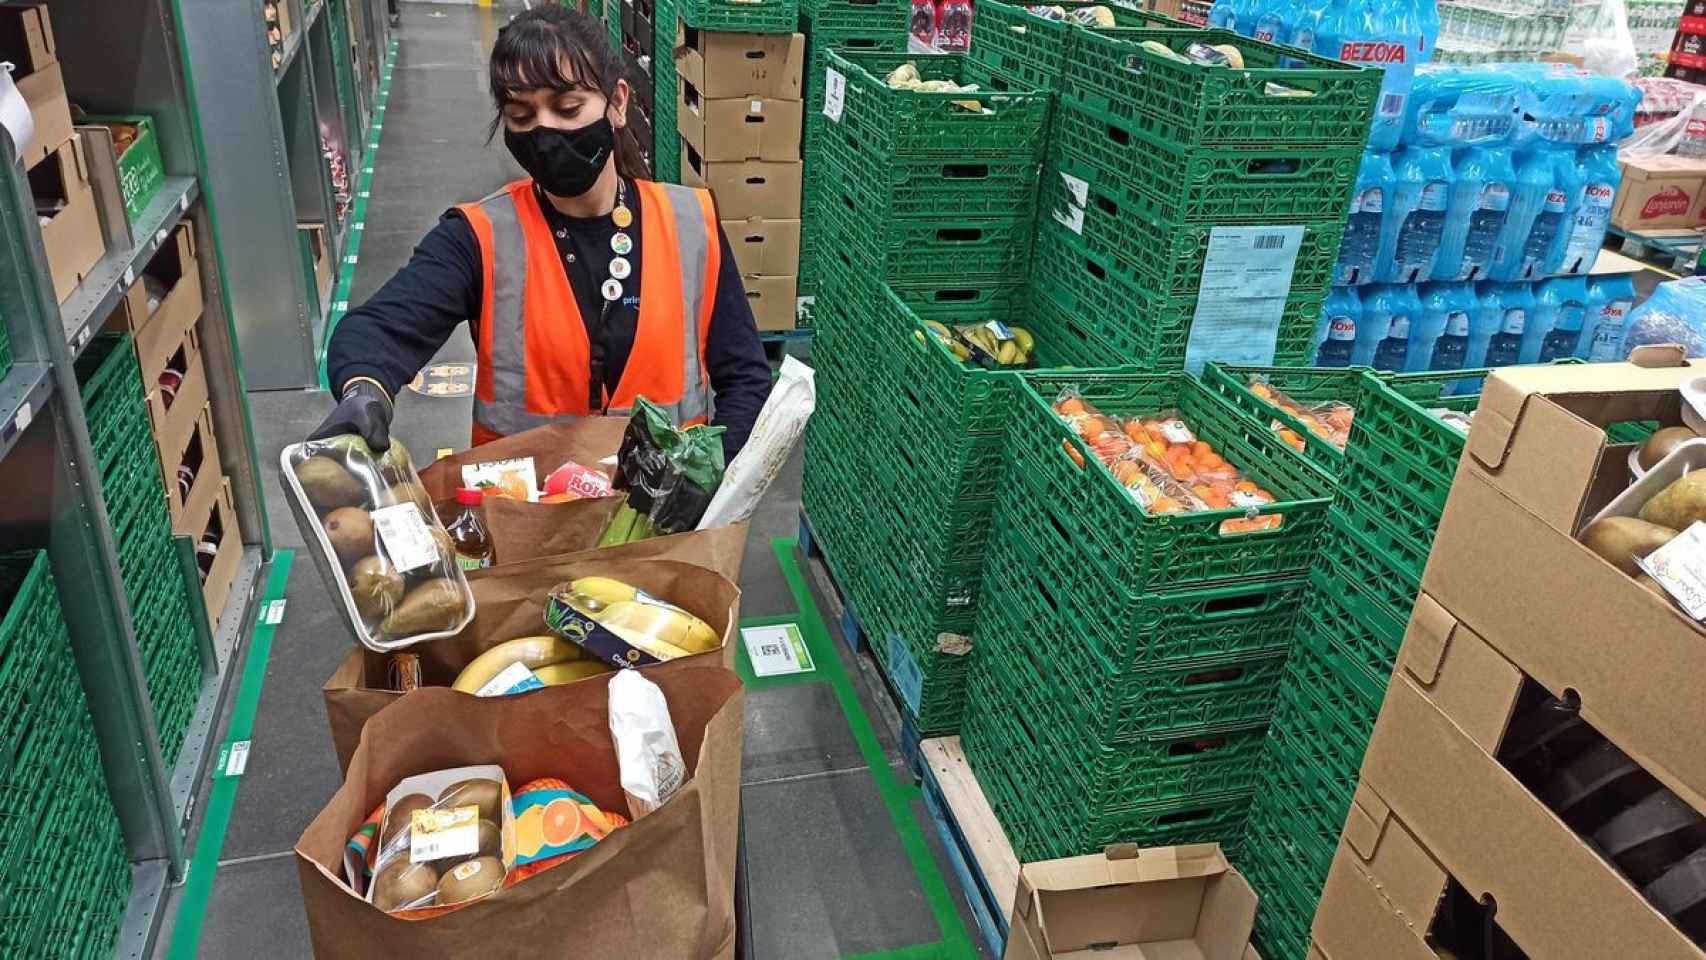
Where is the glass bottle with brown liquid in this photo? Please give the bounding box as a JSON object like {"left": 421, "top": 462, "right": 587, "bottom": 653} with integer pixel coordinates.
{"left": 446, "top": 487, "right": 494, "bottom": 570}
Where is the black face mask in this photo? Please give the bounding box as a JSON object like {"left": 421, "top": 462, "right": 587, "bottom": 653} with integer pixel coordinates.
{"left": 503, "top": 117, "right": 615, "bottom": 199}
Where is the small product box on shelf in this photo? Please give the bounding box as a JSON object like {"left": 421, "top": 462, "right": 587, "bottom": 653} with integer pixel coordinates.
{"left": 723, "top": 217, "right": 800, "bottom": 276}
{"left": 31, "top": 136, "right": 104, "bottom": 302}
{"left": 185, "top": 476, "right": 240, "bottom": 635}
{"left": 677, "top": 79, "right": 803, "bottom": 162}
{"left": 81, "top": 115, "right": 166, "bottom": 231}
{"left": 103, "top": 222, "right": 204, "bottom": 385}
{"left": 675, "top": 23, "right": 804, "bottom": 99}
{"left": 0, "top": 2, "right": 73, "bottom": 170}
{"left": 1612, "top": 154, "right": 1706, "bottom": 231}
{"left": 162, "top": 404, "right": 222, "bottom": 528}
{"left": 681, "top": 147, "right": 801, "bottom": 218}
{"left": 146, "top": 325, "right": 208, "bottom": 460}
{"left": 300, "top": 222, "right": 333, "bottom": 308}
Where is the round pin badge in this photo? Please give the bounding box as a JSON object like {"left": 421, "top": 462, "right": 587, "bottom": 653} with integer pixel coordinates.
{"left": 601, "top": 278, "right": 624, "bottom": 301}
{"left": 612, "top": 205, "right": 634, "bottom": 229}
{"left": 609, "top": 256, "right": 632, "bottom": 280}
{"left": 611, "top": 232, "right": 633, "bottom": 256}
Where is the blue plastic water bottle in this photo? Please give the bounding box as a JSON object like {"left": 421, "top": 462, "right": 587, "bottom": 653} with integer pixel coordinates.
{"left": 1437, "top": 145, "right": 1515, "bottom": 282}
{"left": 1314, "top": 287, "right": 1362, "bottom": 367}
{"left": 1482, "top": 282, "right": 1536, "bottom": 367}
{"left": 1421, "top": 282, "right": 1477, "bottom": 372}
{"left": 1490, "top": 150, "right": 1559, "bottom": 281}
{"left": 1584, "top": 275, "right": 1637, "bottom": 361}
{"left": 1382, "top": 145, "right": 1453, "bottom": 283}
{"left": 1535, "top": 276, "right": 1591, "bottom": 362}
{"left": 1336, "top": 150, "right": 1395, "bottom": 286}
{"left": 1553, "top": 146, "right": 1620, "bottom": 276}
{"left": 1318, "top": 0, "right": 1439, "bottom": 151}
{"left": 1359, "top": 284, "right": 1420, "bottom": 371}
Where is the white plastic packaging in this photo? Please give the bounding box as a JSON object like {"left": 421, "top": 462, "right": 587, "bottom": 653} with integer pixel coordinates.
{"left": 696, "top": 356, "right": 817, "bottom": 530}
{"left": 608, "top": 670, "right": 686, "bottom": 819}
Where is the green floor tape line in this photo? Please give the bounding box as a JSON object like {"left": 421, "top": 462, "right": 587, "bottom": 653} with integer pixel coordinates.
{"left": 773, "top": 539, "right": 979, "bottom": 960}
{"left": 166, "top": 549, "right": 296, "bottom": 960}
{"left": 318, "top": 36, "right": 401, "bottom": 388}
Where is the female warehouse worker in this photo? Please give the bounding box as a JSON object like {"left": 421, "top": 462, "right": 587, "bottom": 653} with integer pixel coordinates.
{"left": 312, "top": 7, "right": 772, "bottom": 461}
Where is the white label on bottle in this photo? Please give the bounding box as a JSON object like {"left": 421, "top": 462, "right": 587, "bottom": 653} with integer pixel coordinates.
{"left": 1479, "top": 183, "right": 1511, "bottom": 211}
{"left": 822, "top": 68, "right": 847, "bottom": 122}
{"left": 1388, "top": 314, "right": 1411, "bottom": 338}
{"left": 1327, "top": 314, "right": 1356, "bottom": 340}
{"left": 1639, "top": 521, "right": 1706, "bottom": 621}
{"left": 371, "top": 503, "right": 440, "bottom": 573}
{"left": 1446, "top": 310, "right": 1470, "bottom": 336}
{"left": 409, "top": 805, "right": 481, "bottom": 863}
{"left": 1355, "top": 187, "right": 1384, "bottom": 214}
{"left": 1419, "top": 181, "right": 1449, "bottom": 211}
{"left": 1502, "top": 308, "right": 1526, "bottom": 335}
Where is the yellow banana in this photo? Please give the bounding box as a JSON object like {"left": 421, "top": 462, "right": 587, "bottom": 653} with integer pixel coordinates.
{"left": 597, "top": 599, "right": 720, "bottom": 657}
{"left": 923, "top": 320, "right": 952, "bottom": 344}
{"left": 1009, "top": 326, "right": 1034, "bottom": 355}
{"left": 567, "top": 576, "right": 638, "bottom": 611}
{"left": 452, "top": 635, "right": 583, "bottom": 694}
{"left": 996, "top": 341, "right": 1021, "bottom": 366}
{"left": 533, "top": 660, "right": 614, "bottom": 685}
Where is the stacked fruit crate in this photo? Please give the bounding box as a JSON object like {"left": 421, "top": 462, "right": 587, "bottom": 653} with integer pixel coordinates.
{"left": 803, "top": 50, "right": 1049, "bottom": 734}
{"left": 989, "top": 18, "right": 1376, "bottom": 370}
{"left": 1201, "top": 364, "right": 1483, "bottom": 959}
{"left": 796, "top": 0, "right": 909, "bottom": 305}
{"left": 0, "top": 551, "right": 131, "bottom": 958}
{"left": 958, "top": 371, "right": 1335, "bottom": 861}
{"left": 76, "top": 333, "right": 203, "bottom": 762}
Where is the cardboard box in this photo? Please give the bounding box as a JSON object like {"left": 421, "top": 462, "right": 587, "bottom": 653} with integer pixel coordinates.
{"left": 1611, "top": 155, "right": 1706, "bottom": 231}
{"left": 1315, "top": 622, "right": 1706, "bottom": 958}
{"left": 84, "top": 115, "right": 166, "bottom": 228}
{"left": 300, "top": 222, "right": 333, "bottom": 308}
{"left": 1003, "top": 843, "right": 1258, "bottom": 960}
{"left": 678, "top": 79, "right": 803, "bottom": 162}
{"left": 146, "top": 329, "right": 208, "bottom": 459}
{"left": 184, "top": 476, "right": 240, "bottom": 635}
{"left": 103, "top": 223, "right": 204, "bottom": 384}
{"left": 675, "top": 24, "right": 804, "bottom": 99}
{"left": 723, "top": 217, "right": 800, "bottom": 276}
{"left": 160, "top": 403, "right": 221, "bottom": 526}
{"left": 0, "top": 3, "right": 72, "bottom": 170}
{"left": 30, "top": 136, "right": 104, "bottom": 302}
{"left": 681, "top": 147, "right": 802, "bottom": 219}
{"left": 743, "top": 274, "right": 797, "bottom": 332}
{"left": 1425, "top": 354, "right": 1706, "bottom": 801}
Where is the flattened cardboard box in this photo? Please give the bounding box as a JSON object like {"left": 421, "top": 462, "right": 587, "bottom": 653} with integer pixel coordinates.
{"left": 1004, "top": 843, "right": 1258, "bottom": 960}
{"left": 722, "top": 217, "right": 800, "bottom": 276}
{"left": 677, "top": 83, "right": 803, "bottom": 163}
{"left": 1426, "top": 354, "right": 1706, "bottom": 800}
{"left": 1341, "top": 617, "right": 1706, "bottom": 958}
{"left": 675, "top": 25, "right": 804, "bottom": 99}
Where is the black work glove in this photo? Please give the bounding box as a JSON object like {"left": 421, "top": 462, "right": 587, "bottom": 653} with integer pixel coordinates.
{"left": 309, "top": 379, "right": 393, "bottom": 452}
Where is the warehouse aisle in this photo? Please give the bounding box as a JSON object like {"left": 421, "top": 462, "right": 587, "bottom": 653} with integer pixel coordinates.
{"left": 157, "top": 4, "right": 989, "bottom": 957}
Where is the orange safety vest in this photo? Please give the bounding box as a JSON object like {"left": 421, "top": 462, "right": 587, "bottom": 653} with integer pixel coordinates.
{"left": 457, "top": 178, "right": 719, "bottom": 447}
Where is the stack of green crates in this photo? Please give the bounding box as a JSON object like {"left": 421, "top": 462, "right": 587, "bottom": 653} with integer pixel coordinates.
{"left": 76, "top": 334, "right": 203, "bottom": 762}
{"left": 1016, "top": 24, "right": 1375, "bottom": 368}
{"left": 0, "top": 551, "right": 131, "bottom": 959}
{"left": 965, "top": 0, "right": 1190, "bottom": 91}
{"left": 958, "top": 371, "right": 1335, "bottom": 861}
{"left": 805, "top": 50, "right": 1049, "bottom": 734}
{"left": 1202, "top": 365, "right": 1483, "bottom": 959}
{"left": 796, "top": 0, "right": 909, "bottom": 303}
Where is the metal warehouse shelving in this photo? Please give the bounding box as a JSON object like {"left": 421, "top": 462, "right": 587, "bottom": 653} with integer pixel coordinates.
{"left": 0, "top": 0, "right": 386, "bottom": 955}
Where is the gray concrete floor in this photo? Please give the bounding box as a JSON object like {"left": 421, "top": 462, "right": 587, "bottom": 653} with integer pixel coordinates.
{"left": 162, "top": 4, "right": 991, "bottom": 957}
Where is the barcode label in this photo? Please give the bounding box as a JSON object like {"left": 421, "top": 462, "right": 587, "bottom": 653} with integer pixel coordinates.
{"left": 1380, "top": 93, "right": 1405, "bottom": 117}
{"left": 1253, "top": 234, "right": 1286, "bottom": 250}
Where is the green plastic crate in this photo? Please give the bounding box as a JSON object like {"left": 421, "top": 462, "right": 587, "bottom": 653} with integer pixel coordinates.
{"left": 1240, "top": 812, "right": 1332, "bottom": 960}
{"left": 969, "top": 0, "right": 1187, "bottom": 91}
{"left": 1063, "top": 29, "right": 1379, "bottom": 151}
{"left": 1012, "top": 370, "right": 1334, "bottom": 593}
{"left": 1245, "top": 731, "right": 1354, "bottom": 883}
{"left": 823, "top": 50, "right": 1051, "bottom": 158}
{"left": 821, "top": 198, "right": 1036, "bottom": 285}
{"left": 801, "top": 0, "right": 909, "bottom": 34}
{"left": 85, "top": 114, "right": 167, "bottom": 228}
{"left": 816, "top": 126, "right": 1044, "bottom": 221}
{"left": 1049, "top": 98, "right": 1362, "bottom": 226}
{"left": 676, "top": 0, "right": 797, "bottom": 31}
{"left": 1342, "top": 370, "right": 1473, "bottom": 521}
{"left": 1039, "top": 156, "right": 1344, "bottom": 301}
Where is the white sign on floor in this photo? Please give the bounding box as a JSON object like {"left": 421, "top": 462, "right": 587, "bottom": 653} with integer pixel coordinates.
{"left": 741, "top": 623, "right": 815, "bottom": 678}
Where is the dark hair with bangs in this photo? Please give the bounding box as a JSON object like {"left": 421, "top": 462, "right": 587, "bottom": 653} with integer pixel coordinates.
{"left": 487, "top": 7, "right": 645, "bottom": 177}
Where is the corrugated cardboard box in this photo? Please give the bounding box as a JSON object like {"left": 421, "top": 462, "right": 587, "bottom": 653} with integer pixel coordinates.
{"left": 743, "top": 274, "right": 796, "bottom": 332}
{"left": 1425, "top": 353, "right": 1706, "bottom": 800}
{"left": 681, "top": 147, "right": 802, "bottom": 219}
{"left": 0, "top": 3, "right": 73, "bottom": 170}
{"left": 1313, "top": 612, "right": 1706, "bottom": 958}
{"left": 31, "top": 136, "right": 103, "bottom": 302}
{"left": 674, "top": 24, "right": 804, "bottom": 99}
{"left": 1611, "top": 155, "right": 1706, "bottom": 231}
{"left": 1003, "top": 843, "right": 1258, "bottom": 960}
{"left": 104, "top": 223, "right": 204, "bottom": 384}
{"left": 723, "top": 217, "right": 800, "bottom": 276}
{"left": 678, "top": 79, "right": 803, "bottom": 162}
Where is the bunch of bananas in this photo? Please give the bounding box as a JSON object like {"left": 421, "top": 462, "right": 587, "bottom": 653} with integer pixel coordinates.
{"left": 451, "top": 635, "right": 612, "bottom": 694}
{"left": 549, "top": 576, "right": 722, "bottom": 662}
{"left": 922, "top": 320, "right": 1036, "bottom": 369}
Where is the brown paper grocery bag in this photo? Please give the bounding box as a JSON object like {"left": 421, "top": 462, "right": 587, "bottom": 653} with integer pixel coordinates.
{"left": 297, "top": 665, "right": 743, "bottom": 959}
{"left": 324, "top": 553, "right": 742, "bottom": 772}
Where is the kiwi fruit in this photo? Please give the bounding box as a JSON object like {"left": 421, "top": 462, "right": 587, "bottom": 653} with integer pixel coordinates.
{"left": 382, "top": 578, "right": 466, "bottom": 635}
{"left": 373, "top": 859, "right": 440, "bottom": 912}
{"left": 1640, "top": 427, "right": 1700, "bottom": 471}
{"left": 381, "top": 480, "right": 433, "bottom": 514}
{"left": 438, "top": 778, "right": 502, "bottom": 823}
{"left": 297, "top": 456, "right": 368, "bottom": 511}
{"left": 475, "top": 818, "right": 502, "bottom": 859}
{"left": 1641, "top": 471, "right": 1706, "bottom": 531}
{"left": 1580, "top": 517, "right": 1678, "bottom": 577}
{"left": 381, "top": 793, "right": 435, "bottom": 847}
{"left": 436, "top": 855, "right": 504, "bottom": 905}
{"left": 324, "top": 507, "right": 376, "bottom": 568}
{"left": 349, "top": 555, "right": 406, "bottom": 620}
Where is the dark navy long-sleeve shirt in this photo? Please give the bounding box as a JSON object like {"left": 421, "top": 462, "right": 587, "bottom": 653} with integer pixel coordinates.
{"left": 326, "top": 179, "right": 773, "bottom": 459}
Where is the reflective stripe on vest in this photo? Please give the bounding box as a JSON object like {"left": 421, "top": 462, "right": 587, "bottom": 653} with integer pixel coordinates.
{"left": 457, "top": 178, "right": 716, "bottom": 442}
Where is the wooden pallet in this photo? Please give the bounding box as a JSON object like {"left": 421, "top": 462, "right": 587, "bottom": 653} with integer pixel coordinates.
{"left": 918, "top": 736, "right": 1020, "bottom": 958}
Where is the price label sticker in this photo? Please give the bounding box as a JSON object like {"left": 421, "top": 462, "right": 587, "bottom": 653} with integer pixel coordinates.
{"left": 750, "top": 99, "right": 763, "bottom": 113}
{"left": 180, "top": 193, "right": 191, "bottom": 213}
{"left": 122, "top": 267, "right": 135, "bottom": 288}
{"left": 224, "top": 740, "right": 251, "bottom": 776}
{"left": 476, "top": 661, "right": 544, "bottom": 697}
{"left": 1159, "top": 419, "right": 1196, "bottom": 444}
{"left": 741, "top": 623, "right": 815, "bottom": 678}
{"left": 13, "top": 402, "right": 30, "bottom": 436}
{"left": 370, "top": 503, "right": 440, "bottom": 572}
{"left": 1640, "top": 521, "right": 1706, "bottom": 621}
{"left": 409, "top": 804, "right": 481, "bottom": 863}
{"left": 1229, "top": 490, "right": 1267, "bottom": 508}
{"left": 822, "top": 68, "right": 847, "bottom": 122}
{"left": 985, "top": 320, "right": 1014, "bottom": 342}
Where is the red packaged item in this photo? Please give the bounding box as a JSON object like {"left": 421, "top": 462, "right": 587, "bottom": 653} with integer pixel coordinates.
{"left": 935, "top": 0, "right": 973, "bottom": 51}
{"left": 910, "top": 0, "right": 937, "bottom": 46}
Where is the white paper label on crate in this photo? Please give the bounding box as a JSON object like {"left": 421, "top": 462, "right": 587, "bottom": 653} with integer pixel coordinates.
{"left": 1059, "top": 171, "right": 1089, "bottom": 209}
{"left": 1640, "top": 522, "right": 1706, "bottom": 621}
{"left": 1052, "top": 200, "right": 1085, "bottom": 236}
{"left": 476, "top": 661, "right": 545, "bottom": 697}
{"left": 371, "top": 503, "right": 440, "bottom": 573}
{"left": 0, "top": 64, "right": 34, "bottom": 160}
{"left": 1184, "top": 225, "right": 1305, "bottom": 374}
{"left": 224, "top": 740, "right": 251, "bottom": 776}
{"left": 13, "top": 401, "right": 29, "bottom": 435}
{"left": 822, "top": 68, "right": 847, "bottom": 123}
{"left": 741, "top": 623, "right": 815, "bottom": 677}
{"left": 410, "top": 805, "right": 481, "bottom": 863}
